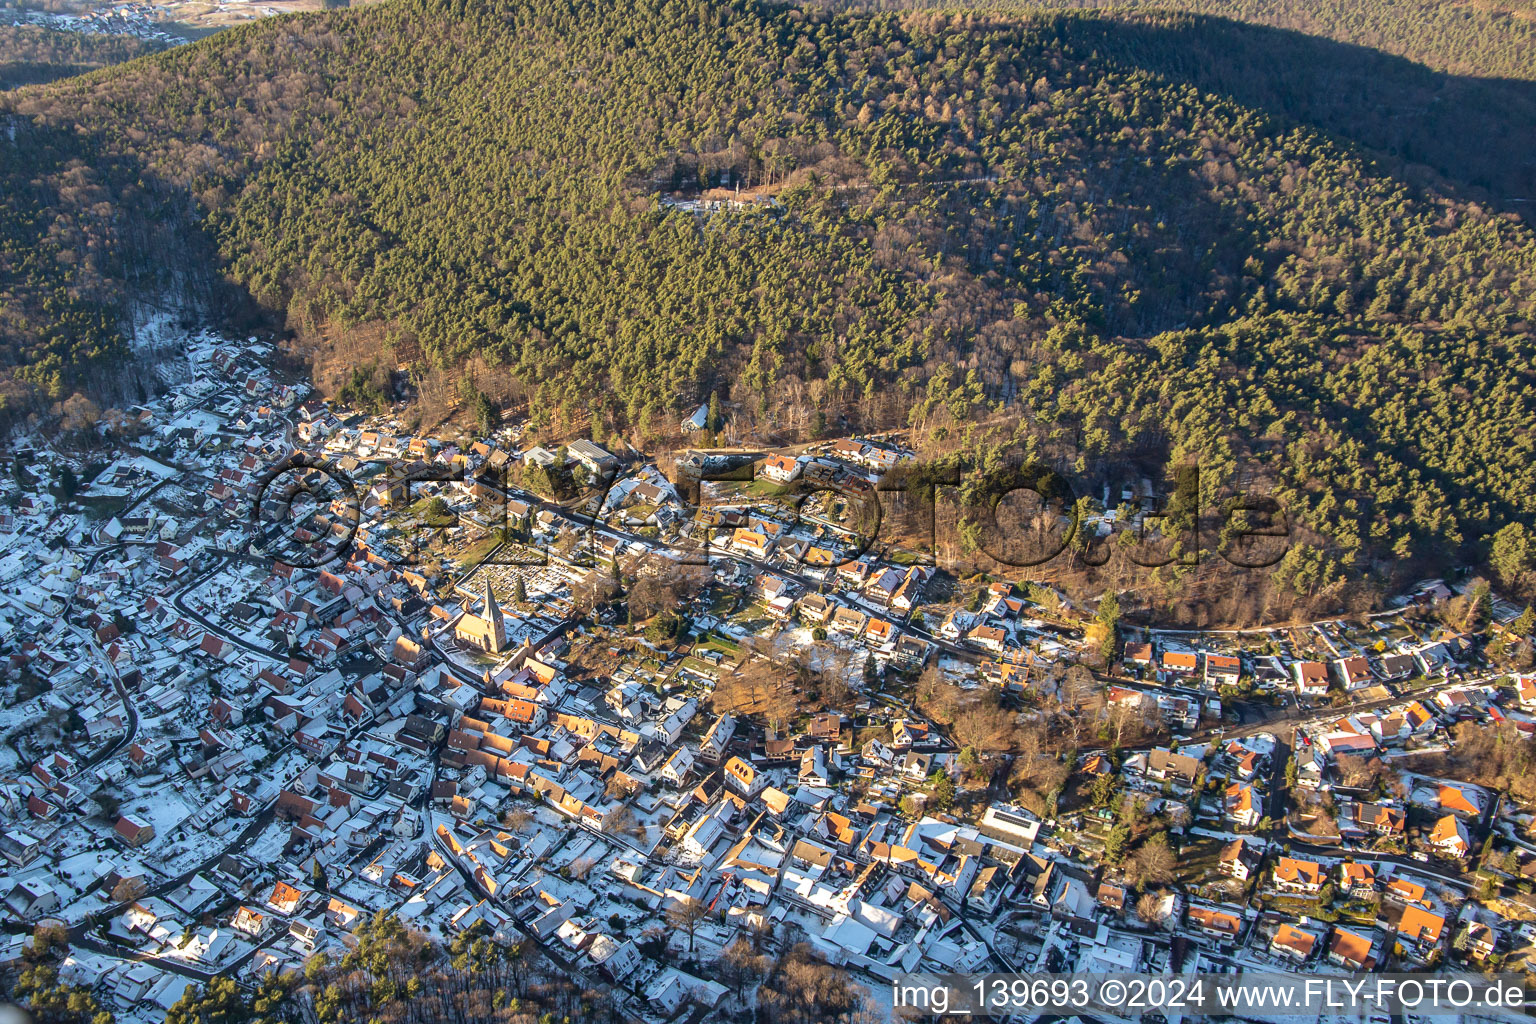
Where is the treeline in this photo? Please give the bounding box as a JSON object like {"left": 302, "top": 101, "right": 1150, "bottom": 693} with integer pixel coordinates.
{"left": 7, "top": 911, "right": 876, "bottom": 1024}
{"left": 0, "top": 24, "right": 167, "bottom": 89}
{"left": 9, "top": 914, "right": 610, "bottom": 1024}
{"left": 812, "top": 0, "right": 1536, "bottom": 81}
{"left": 2, "top": 0, "right": 1536, "bottom": 602}
{"left": 0, "top": 120, "right": 130, "bottom": 407}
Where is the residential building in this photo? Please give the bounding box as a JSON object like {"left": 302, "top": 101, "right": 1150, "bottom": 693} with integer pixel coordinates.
{"left": 1272, "top": 857, "right": 1323, "bottom": 897}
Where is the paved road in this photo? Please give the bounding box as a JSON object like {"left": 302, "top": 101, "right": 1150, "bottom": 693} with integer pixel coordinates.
{"left": 76, "top": 632, "right": 139, "bottom": 773}
{"left": 99, "top": 438, "right": 1489, "bottom": 1007}
{"left": 74, "top": 802, "right": 281, "bottom": 936}
{"left": 169, "top": 556, "right": 288, "bottom": 660}
{"left": 507, "top": 483, "right": 990, "bottom": 664}
{"left": 1280, "top": 840, "right": 1472, "bottom": 891}
{"left": 74, "top": 931, "right": 262, "bottom": 985}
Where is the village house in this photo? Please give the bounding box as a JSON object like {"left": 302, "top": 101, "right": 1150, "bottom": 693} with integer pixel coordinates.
{"left": 1427, "top": 814, "right": 1471, "bottom": 858}
{"left": 828, "top": 439, "right": 866, "bottom": 464}
{"left": 1334, "top": 655, "right": 1373, "bottom": 690}
{"left": 808, "top": 712, "right": 842, "bottom": 742}
{"left": 1385, "top": 877, "right": 1427, "bottom": 905}
{"left": 1223, "top": 740, "right": 1265, "bottom": 781}
{"left": 1271, "top": 857, "right": 1324, "bottom": 897}
{"left": 1517, "top": 675, "right": 1536, "bottom": 709}
{"left": 798, "top": 592, "right": 837, "bottom": 626}
{"left": 1437, "top": 783, "right": 1482, "bottom": 817}
{"left": 730, "top": 528, "right": 773, "bottom": 559}
{"left": 1270, "top": 924, "right": 1318, "bottom": 963}
{"left": 1219, "top": 838, "right": 1259, "bottom": 882}
{"left": 266, "top": 880, "right": 307, "bottom": 917}
{"left": 1144, "top": 748, "right": 1202, "bottom": 786}
{"left": 1294, "top": 661, "right": 1329, "bottom": 698}
{"left": 831, "top": 606, "right": 868, "bottom": 638}
{"left": 889, "top": 568, "right": 927, "bottom": 614}
{"left": 1338, "top": 861, "right": 1376, "bottom": 897}
{"left": 660, "top": 746, "right": 694, "bottom": 787}
{"left": 966, "top": 624, "right": 1008, "bottom": 654}
{"left": 1459, "top": 920, "right": 1499, "bottom": 961}
{"left": 1187, "top": 905, "right": 1243, "bottom": 940}
{"left": 758, "top": 455, "right": 802, "bottom": 484}
{"left": 114, "top": 816, "right": 156, "bottom": 848}
{"left": 1160, "top": 650, "right": 1198, "bottom": 677}
{"left": 799, "top": 747, "right": 830, "bottom": 787}
{"left": 1398, "top": 904, "right": 1447, "bottom": 954}
{"left": 724, "top": 756, "right": 767, "bottom": 798}
{"left": 1328, "top": 926, "right": 1376, "bottom": 970}
{"left": 699, "top": 714, "right": 736, "bottom": 764}
{"left": 894, "top": 635, "right": 931, "bottom": 670}
{"left": 1204, "top": 654, "right": 1241, "bottom": 688}
{"left": 1123, "top": 642, "right": 1153, "bottom": 670}
{"left": 1350, "top": 802, "right": 1405, "bottom": 837}
{"left": 1224, "top": 783, "right": 1261, "bottom": 828}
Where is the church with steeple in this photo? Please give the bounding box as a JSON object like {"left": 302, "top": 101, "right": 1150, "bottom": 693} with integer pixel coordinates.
{"left": 454, "top": 577, "right": 508, "bottom": 654}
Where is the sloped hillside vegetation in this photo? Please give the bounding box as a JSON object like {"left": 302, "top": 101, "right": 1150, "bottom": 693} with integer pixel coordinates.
{"left": 2, "top": 0, "right": 1535, "bottom": 597}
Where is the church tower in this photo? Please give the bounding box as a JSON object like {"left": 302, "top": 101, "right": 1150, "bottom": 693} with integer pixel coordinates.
{"left": 482, "top": 578, "right": 507, "bottom": 654}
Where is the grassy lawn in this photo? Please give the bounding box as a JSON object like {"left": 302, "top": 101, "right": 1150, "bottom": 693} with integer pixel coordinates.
{"left": 743, "top": 479, "right": 790, "bottom": 499}
{"left": 706, "top": 591, "right": 739, "bottom": 616}
{"left": 731, "top": 605, "right": 775, "bottom": 634}
{"left": 455, "top": 536, "right": 502, "bottom": 568}
{"left": 854, "top": 724, "right": 892, "bottom": 748}
{"left": 681, "top": 657, "right": 723, "bottom": 678}
{"left": 73, "top": 494, "right": 132, "bottom": 521}
{"left": 405, "top": 495, "right": 457, "bottom": 527}
{"left": 1336, "top": 901, "right": 1379, "bottom": 926}
{"left": 1173, "top": 836, "right": 1227, "bottom": 885}
{"left": 1265, "top": 893, "right": 1335, "bottom": 919}
{"left": 696, "top": 635, "right": 741, "bottom": 654}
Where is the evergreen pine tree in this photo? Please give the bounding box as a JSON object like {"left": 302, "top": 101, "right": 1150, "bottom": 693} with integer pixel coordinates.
{"left": 706, "top": 390, "right": 721, "bottom": 433}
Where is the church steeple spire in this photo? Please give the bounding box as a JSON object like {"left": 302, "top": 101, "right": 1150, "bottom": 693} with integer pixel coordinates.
{"left": 482, "top": 578, "right": 506, "bottom": 653}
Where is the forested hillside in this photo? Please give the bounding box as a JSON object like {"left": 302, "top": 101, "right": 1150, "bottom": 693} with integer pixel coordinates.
{"left": 828, "top": 0, "right": 1536, "bottom": 81}
{"left": 3, "top": 0, "right": 1536, "bottom": 602}
{"left": 0, "top": 24, "right": 168, "bottom": 88}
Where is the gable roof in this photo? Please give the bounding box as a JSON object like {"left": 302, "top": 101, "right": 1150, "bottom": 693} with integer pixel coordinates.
{"left": 1398, "top": 904, "right": 1446, "bottom": 944}
{"left": 1339, "top": 862, "right": 1376, "bottom": 888}
{"left": 1429, "top": 814, "right": 1470, "bottom": 851}
{"left": 1438, "top": 784, "right": 1480, "bottom": 816}
{"left": 1272, "top": 924, "right": 1317, "bottom": 958}
{"left": 1274, "top": 857, "right": 1323, "bottom": 887}
{"left": 1329, "top": 926, "right": 1374, "bottom": 966}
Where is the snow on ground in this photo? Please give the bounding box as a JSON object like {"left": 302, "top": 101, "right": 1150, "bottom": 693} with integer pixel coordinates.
{"left": 244, "top": 820, "right": 290, "bottom": 866}
{"left": 165, "top": 408, "right": 225, "bottom": 436}
{"left": 1190, "top": 826, "right": 1279, "bottom": 849}
{"left": 129, "top": 455, "right": 183, "bottom": 480}
{"left": 119, "top": 787, "right": 198, "bottom": 837}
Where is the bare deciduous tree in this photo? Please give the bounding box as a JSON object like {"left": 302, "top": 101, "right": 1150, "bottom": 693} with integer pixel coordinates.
{"left": 667, "top": 898, "right": 710, "bottom": 953}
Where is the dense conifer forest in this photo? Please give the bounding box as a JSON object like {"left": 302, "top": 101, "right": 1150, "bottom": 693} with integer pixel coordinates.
{"left": 2, "top": 0, "right": 1535, "bottom": 599}
{"left": 832, "top": 0, "right": 1536, "bottom": 81}
{"left": 0, "top": 24, "right": 168, "bottom": 89}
